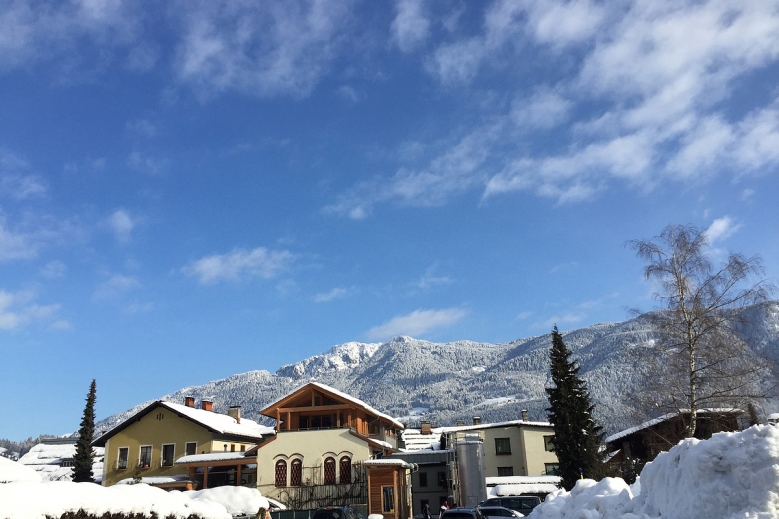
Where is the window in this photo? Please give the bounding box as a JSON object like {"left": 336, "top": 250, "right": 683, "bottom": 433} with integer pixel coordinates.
{"left": 275, "top": 460, "right": 287, "bottom": 487}
{"left": 497, "top": 466, "right": 514, "bottom": 477}
{"left": 339, "top": 456, "right": 351, "bottom": 484}
{"left": 162, "top": 444, "right": 175, "bottom": 467}
{"left": 324, "top": 457, "right": 336, "bottom": 484}
{"left": 382, "top": 486, "right": 395, "bottom": 513}
{"left": 545, "top": 463, "right": 560, "bottom": 476}
{"left": 437, "top": 472, "right": 446, "bottom": 488}
{"left": 291, "top": 459, "right": 302, "bottom": 486}
{"left": 139, "top": 446, "right": 152, "bottom": 468}
{"left": 368, "top": 422, "right": 380, "bottom": 436}
{"left": 185, "top": 442, "right": 197, "bottom": 456}
{"left": 419, "top": 472, "right": 428, "bottom": 487}
{"left": 544, "top": 435, "right": 555, "bottom": 452}
{"left": 495, "top": 438, "right": 511, "bottom": 455}
{"left": 118, "top": 447, "right": 129, "bottom": 470}
{"left": 231, "top": 444, "right": 236, "bottom": 452}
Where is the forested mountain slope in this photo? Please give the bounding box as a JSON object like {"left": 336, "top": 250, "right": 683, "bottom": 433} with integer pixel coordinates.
{"left": 96, "top": 302, "right": 779, "bottom": 436}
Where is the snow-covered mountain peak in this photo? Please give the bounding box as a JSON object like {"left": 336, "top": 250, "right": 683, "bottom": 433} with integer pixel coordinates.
{"left": 275, "top": 340, "right": 381, "bottom": 378}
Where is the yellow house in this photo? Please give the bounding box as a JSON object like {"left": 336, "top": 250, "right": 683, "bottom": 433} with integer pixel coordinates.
{"left": 234, "top": 382, "right": 405, "bottom": 510}
{"left": 441, "top": 416, "right": 560, "bottom": 479}
{"left": 93, "top": 397, "right": 275, "bottom": 488}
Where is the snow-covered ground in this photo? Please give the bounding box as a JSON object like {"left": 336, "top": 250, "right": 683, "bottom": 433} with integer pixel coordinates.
{"left": 529, "top": 425, "right": 779, "bottom": 519}
{"left": 4, "top": 425, "right": 779, "bottom": 519}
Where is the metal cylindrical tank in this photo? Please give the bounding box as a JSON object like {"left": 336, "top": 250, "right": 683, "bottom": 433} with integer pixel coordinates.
{"left": 455, "top": 433, "right": 487, "bottom": 507}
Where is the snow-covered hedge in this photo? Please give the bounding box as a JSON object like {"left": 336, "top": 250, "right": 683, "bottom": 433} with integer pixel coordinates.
{"left": 529, "top": 425, "right": 779, "bottom": 519}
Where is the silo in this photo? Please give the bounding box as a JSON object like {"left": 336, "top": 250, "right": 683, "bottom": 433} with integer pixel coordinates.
{"left": 455, "top": 433, "right": 487, "bottom": 507}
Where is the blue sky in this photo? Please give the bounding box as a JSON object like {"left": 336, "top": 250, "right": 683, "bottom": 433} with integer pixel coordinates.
{"left": 1, "top": 0, "right": 778, "bottom": 440}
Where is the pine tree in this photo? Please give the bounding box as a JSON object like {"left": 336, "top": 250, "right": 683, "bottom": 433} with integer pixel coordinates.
{"left": 546, "top": 326, "right": 604, "bottom": 490}
{"left": 72, "top": 379, "right": 97, "bottom": 483}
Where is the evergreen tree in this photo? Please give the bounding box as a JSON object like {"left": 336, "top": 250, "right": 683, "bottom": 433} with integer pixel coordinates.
{"left": 546, "top": 326, "right": 604, "bottom": 490}
{"left": 72, "top": 379, "right": 97, "bottom": 483}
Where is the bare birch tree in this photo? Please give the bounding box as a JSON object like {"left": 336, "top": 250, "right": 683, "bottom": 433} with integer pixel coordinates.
{"left": 629, "top": 224, "right": 775, "bottom": 438}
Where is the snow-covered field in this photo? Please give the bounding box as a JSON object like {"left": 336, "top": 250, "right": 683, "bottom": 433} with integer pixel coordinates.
{"left": 4, "top": 425, "right": 779, "bottom": 519}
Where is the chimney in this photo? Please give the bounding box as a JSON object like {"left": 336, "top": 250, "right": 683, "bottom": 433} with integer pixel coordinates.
{"left": 228, "top": 405, "right": 241, "bottom": 424}
{"left": 473, "top": 416, "right": 481, "bottom": 425}
{"left": 201, "top": 399, "right": 213, "bottom": 412}
{"left": 184, "top": 396, "right": 195, "bottom": 408}
{"left": 456, "top": 421, "right": 465, "bottom": 427}
{"left": 521, "top": 409, "right": 528, "bottom": 422}
{"left": 421, "top": 420, "right": 432, "bottom": 435}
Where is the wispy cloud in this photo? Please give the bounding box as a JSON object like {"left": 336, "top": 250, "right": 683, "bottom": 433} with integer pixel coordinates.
{"left": 416, "top": 264, "right": 452, "bottom": 289}
{"left": 40, "top": 260, "right": 67, "bottom": 279}
{"left": 313, "top": 286, "right": 352, "bottom": 303}
{"left": 93, "top": 274, "right": 142, "bottom": 301}
{"left": 704, "top": 216, "right": 741, "bottom": 246}
{"left": 183, "top": 247, "right": 295, "bottom": 284}
{"left": 0, "top": 221, "right": 38, "bottom": 262}
{"left": 107, "top": 209, "right": 136, "bottom": 244}
{"left": 0, "top": 289, "right": 60, "bottom": 330}
{"left": 0, "top": 149, "right": 47, "bottom": 200}
{"left": 390, "top": 0, "right": 430, "bottom": 53}
{"left": 174, "top": 0, "right": 354, "bottom": 99}
{"left": 365, "top": 307, "right": 467, "bottom": 340}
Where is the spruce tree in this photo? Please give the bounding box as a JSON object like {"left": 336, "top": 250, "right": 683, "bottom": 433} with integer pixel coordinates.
{"left": 546, "top": 326, "right": 604, "bottom": 490}
{"left": 72, "top": 379, "right": 97, "bottom": 483}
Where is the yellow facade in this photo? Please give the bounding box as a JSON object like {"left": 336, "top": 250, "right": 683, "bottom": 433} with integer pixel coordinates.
{"left": 99, "top": 404, "right": 258, "bottom": 486}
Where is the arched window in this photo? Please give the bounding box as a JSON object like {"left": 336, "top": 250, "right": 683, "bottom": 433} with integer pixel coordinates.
{"left": 275, "top": 460, "right": 287, "bottom": 487}
{"left": 339, "top": 456, "right": 351, "bottom": 484}
{"left": 291, "top": 459, "right": 302, "bottom": 486}
{"left": 324, "top": 456, "right": 336, "bottom": 485}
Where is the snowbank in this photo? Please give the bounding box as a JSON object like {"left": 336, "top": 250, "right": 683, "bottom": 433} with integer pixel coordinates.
{"left": 0, "top": 456, "right": 41, "bottom": 483}
{"left": 185, "top": 486, "right": 270, "bottom": 515}
{"left": 0, "top": 481, "right": 235, "bottom": 519}
{"left": 528, "top": 425, "right": 779, "bottom": 519}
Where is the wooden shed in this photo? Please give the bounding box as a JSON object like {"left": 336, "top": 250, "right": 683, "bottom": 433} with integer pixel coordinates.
{"left": 364, "top": 459, "right": 413, "bottom": 519}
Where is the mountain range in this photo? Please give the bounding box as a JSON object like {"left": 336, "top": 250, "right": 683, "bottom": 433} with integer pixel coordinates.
{"left": 96, "top": 301, "right": 779, "bottom": 437}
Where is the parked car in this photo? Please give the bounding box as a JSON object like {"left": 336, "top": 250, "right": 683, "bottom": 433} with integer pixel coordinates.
{"left": 479, "top": 497, "right": 541, "bottom": 516}
{"left": 476, "top": 506, "right": 525, "bottom": 519}
{"left": 311, "top": 506, "right": 365, "bottom": 519}
{"left": 440, "top": 507, "right": 486, "bottom": 519}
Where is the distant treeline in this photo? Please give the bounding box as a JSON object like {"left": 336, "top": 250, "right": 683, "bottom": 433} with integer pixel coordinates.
{"left": 0, "top": 435, "right": 56, "bottom": 458}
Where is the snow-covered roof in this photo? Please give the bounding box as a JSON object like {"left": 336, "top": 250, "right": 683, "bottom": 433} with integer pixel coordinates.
{"left": 402, "top": 428, "right": 444, "bottom": 451}
{"left": 0, "top": 456, "right": 42, "bottom": 483}
{"left": 18, "top": 443, "right": 105, "bottom": 483}
{"left": 363, "top": 459, "right": 415, "bottom": 469}
{"left": 440, "top": 419, "right": 553, "bottom": 433}
{"left": 117, "top": 475, "right": 192, "bottom": 485}
{"left": 94, "top": 401, "right": 275, "bottom": 445}
{"left": 263, "top": 382, "right": 405, "bottom": 429}
{"left": 175, "top": 452, "right": 255, "bottom": 464}
{"left": 604, "top": 408, "right": 743, "bottom": 444}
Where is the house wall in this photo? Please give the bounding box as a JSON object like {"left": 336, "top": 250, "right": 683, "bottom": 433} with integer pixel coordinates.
{"left": 254, "top": 428, "right": 374, "bottom": 500}
{"left": 519, "top": 428, "right": 559, "bottom": 476}
{"left": 102, "top": 407, "right": 213, "bottom": 486}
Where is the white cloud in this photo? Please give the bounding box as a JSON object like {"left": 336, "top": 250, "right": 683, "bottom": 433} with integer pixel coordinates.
{"left": 40, "top": 260, "right": 67, "bottom": 279}
{"left": 49, "top": 319, "right": 72, "bottom": 330}
{"left": 183, "top": 247, "right": 294, "bottom": 284}
{"left": 534, "top": 312, "right": 586, "bottom": 330}
{"left": 416, "top": 264, "right": 452, "bottom": 289}
{"left": 391, "top": 0, "right": 430, "bottom": 53}
{"left": 313, "top": 287, "right": 351, "bottom": 303}
{"left": 0, "top": 149, "right": 47, "bottom": 199}
{"left": 108, "top": 209, "right": 135, "bottom": 244}
{"left": 704, "top": 216, "right": 740, "bottom": 245}
{"left": 0, "top": 289, "right": 59, "bottom": 330}
{"left": 174, "top": 0, "right": 353, "bottom": 99}
{"left": 511, "top": 89, "right": 573, "bottom": 130}
{"left": 0, "top": 222, "right": 38, "bottom": 262}
{"left": 365, "top": 307, "right": 467, "bottom": 340}
{"left": 126, "top": 152, "right": 169, "bottom": 175}
{"left": 93, "top": 274, "right": 142, "bottom": 300}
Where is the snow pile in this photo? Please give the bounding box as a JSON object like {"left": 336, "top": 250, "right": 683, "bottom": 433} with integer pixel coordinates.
{"left": 0, "top": 457, "right": 41, "bottom": 483}
{"left": 0, "top": 481, "right": 231, "bottom": 519}
{"left": 529, "top": 425, "right": 779, "bottom": 519}
{"left": 185, "top": 486, "right": 270, "bottom": 515}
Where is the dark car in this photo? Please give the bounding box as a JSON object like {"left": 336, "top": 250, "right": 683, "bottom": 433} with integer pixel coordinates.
{"left": 311, "top": 506, "right": 365, "bottom": 519}
{"left": 476, "top": 506, "right": 525, "bottom": 519}
{"left": 479, "top": 497, "right": 541, "bottom": 516}
{"left": 440, "top": 507, "right": 486, "bottom": 519}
